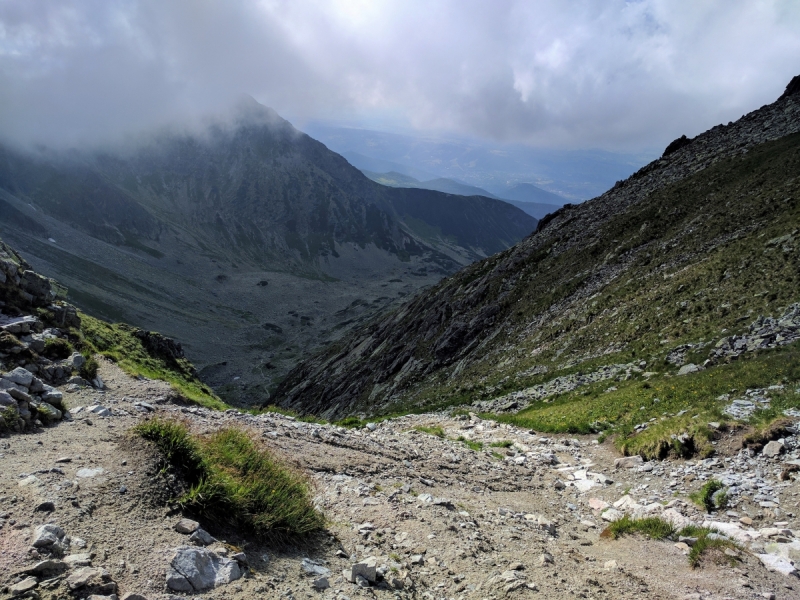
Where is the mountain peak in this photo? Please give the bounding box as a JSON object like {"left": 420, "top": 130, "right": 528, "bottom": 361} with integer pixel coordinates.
{"left": 781, "top": 74, "right": 800, "bottom": 99}
{"left": 231, "top": 94, "right": 287, "bottom": 128}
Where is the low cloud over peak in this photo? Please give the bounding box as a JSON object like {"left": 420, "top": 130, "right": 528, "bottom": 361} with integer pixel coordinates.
{"left": 1, "top": 0, "right": 798, "bottom": 150}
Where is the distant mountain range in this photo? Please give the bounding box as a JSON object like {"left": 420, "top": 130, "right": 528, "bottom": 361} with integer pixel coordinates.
{"left": 357, "top": 168, "right": 565, "bottom": 220}
{"left": 0, "top": 98, "right": 535, "bottom": 404}
{"left": 304, "top": 123, "right": 653, "bottom": 200}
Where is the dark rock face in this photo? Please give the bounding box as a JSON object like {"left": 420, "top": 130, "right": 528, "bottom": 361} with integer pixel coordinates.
{"left": 134, "top": 328, "right": 192, "bottom": 373}
{"left": 662, "top": 134, "right": 693, "bottom": 157}
{"left": 781, "top": 74, "right": 800, "bottom": 99}
{"left": 273, "top": 77, "right": 800, "bottom": 420}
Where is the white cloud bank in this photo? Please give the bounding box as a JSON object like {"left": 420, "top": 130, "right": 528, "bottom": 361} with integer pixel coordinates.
{"left": 0, "top": 0, "right": 798, "bottom": 149}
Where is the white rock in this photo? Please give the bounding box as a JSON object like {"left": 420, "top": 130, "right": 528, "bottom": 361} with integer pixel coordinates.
{"left": 757, "top": 553, "right": 797, "bottom": 576}
{"left": 166, "top": 546, "right": 242, "bottom": 591}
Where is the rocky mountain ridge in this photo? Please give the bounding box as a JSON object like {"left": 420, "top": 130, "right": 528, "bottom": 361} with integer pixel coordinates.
{"left": 274, "top": 75, "right": 800, "bottom": 419}
{"left": 0, "top": 100, "right": 535, "bottom": 403}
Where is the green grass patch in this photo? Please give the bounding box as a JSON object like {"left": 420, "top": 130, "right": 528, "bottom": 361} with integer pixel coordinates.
{"left": 602, "top": 517, "right": 740, "bottom": 568}
{"left": 456, "top": 436, "right": 483, "bottom": 451}
{"left": 78, "top": 313, "right": 225, "bottom": 410}
{"left": 487, "top": 341, "right": 800, "bottom": 459}
{"left": 414, "top": 425, "right": 446, "bottom": 438}
{"left": 133, "top": 417, "right": 324, "bottom": 543}
{"left": 689, "top": 479, "right": 727, "bottom": 512}
{"left": 603, "top": 515, "right": 675, "bottom": 540}
{"left": 489, "top": 440, "right": 514, "bottom": 448}
{"left": 336, "top": 416, "right": 366, "bottom": 428}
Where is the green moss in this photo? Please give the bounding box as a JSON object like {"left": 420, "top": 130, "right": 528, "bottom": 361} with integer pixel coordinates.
{"left": 456, "top": 436, "right": 483, "bottom": 451}
{"left": 489, "top": 440, "right": 514, "bottom": 448}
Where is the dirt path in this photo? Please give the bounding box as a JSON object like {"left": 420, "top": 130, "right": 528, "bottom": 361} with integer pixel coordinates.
{"left": 2, "top": 358, "right": 799, "bottom": 599}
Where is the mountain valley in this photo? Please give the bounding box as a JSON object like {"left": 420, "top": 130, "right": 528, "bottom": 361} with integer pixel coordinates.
{"left": 0, "top": 99, "right": 535, "bottom": 404}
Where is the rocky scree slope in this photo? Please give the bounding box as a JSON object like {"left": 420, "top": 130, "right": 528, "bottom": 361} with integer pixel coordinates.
{"left": 274, "top": 76, "right": 800, "bottom": 419}
{"left": 0, "top": 99, "right": 535, "bottom": 404}
{"left": 4, "top": 364, "right": 800, "bottom": 599}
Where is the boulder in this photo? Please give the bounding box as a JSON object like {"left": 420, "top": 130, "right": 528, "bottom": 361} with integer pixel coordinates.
{"left": 763, "top": 440, "right": 785, "bottom": 457}
{"left": 32, "top": 523, "right": 65, "bottom": 548}
{"left": 165, "top": 546, "right": 242, "bottom": 592}
{"left": 66, "top": 567, "right": 115, "bottom": 592}
{"left": 3, "top": 367, "right": 34, "bottom": 387}
{"left": 614, "top": 455, "right": 643, "bottom": 469}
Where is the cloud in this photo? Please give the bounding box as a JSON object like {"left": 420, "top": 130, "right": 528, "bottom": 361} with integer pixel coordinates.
{"left": 0, "top": 0, "right": 798, "bottom": 150}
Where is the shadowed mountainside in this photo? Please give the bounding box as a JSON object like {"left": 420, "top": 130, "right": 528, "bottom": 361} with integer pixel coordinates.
{"left": 0, "top": 99, "right": 536, "bottom": 404}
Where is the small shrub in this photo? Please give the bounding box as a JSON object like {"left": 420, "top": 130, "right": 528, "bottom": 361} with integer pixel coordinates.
{"left": 690, "top": 479, "right": 727, "bottom": 512}
{"left": 80, "top": 356, "right": 99, "bottom": 381}
{"left": 43, "top": 337, "right": 73, "bottom": 360}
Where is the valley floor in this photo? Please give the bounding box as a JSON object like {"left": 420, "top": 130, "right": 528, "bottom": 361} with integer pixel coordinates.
{"left": 2, "top": 359, "right": 799, "bottom": 599}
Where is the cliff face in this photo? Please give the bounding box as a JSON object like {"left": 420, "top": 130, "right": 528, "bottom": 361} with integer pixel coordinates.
{"left": 274, "top": 76, "right": 800, "bottom": 419}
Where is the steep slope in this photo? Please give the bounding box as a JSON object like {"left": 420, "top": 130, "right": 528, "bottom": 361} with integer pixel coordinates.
{"left": 0, "top": 101, "right": 534, "bottom": 404}
{"left": 275, "top": 76, "right": 800, "bottom": 420}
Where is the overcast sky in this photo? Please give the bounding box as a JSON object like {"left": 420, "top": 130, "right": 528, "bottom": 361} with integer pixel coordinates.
{"left": 1, "top": 0, "right": 798, "bottom": 151}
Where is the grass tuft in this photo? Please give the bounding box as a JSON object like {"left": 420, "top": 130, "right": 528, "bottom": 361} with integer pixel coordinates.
{"left": 456, "top": 436, "right": 483, "bottom": 451}
{"left": 43, "top": 337, "right": 73, "bottom": 360}
{"left": 489, "top": 440, "right": 514, "bottom": 448}
{"left": 414, "top": 425, "right": 446, "bottom": 438}
{"left": 133, "top": 417, "right": 324, "bottom": 543}
{"left": 689, "top": 479, "right": 727, "bottom": 512}
{"left": 602, "top": 515, "right": 675, "bottom": 540}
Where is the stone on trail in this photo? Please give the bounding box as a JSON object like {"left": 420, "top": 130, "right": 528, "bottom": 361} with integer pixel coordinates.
{"left": 174, "top": 518, "right": 200, "bottom": 534}
{"left": 614, "top": 455, "right": 643, "bottom": 469}
{"left": 32, "top": 523, "right": 65, "bottom": 548}
{"left": 301, "top": 557, "right": 331, "bottom": 577}
{"left": 757, "top": 553, "right": 797, "bottom": 576}
{"left": 121, "top": 594, "right": 150, "bottom": 600}
{"left": 601, "top": 508, "right": 624, "bottom": 522}
{"left": 588, "top": 498, "right": 609, "bottom": 511}
{"left": 66, "top": 566, "right": 114, "bottom": 592}
{"left": 188, "top": 528, "right": 216, "bottom": 546}
{"left": 9, "top": 576, "right": 38, "bottom": 596}
{"left": 23, "top": 559, "right": 67, "bottom": 576}
{"left": 311, "top": 576, "right": 330, "bottom": 590}
{"left": 343, "top": 557, "right": 377, "bottom": 583}
{"left": 763, "top": 440, "right": 785, "bottom": 457}
{"left": 166, "top": 546, "right": 242, "bottom": 592}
